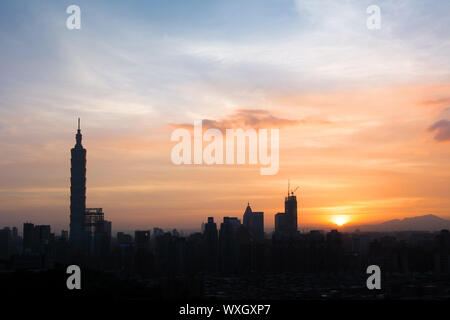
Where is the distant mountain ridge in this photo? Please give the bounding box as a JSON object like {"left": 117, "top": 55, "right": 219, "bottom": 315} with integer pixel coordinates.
{"left": 347, "top": 214, "right": 450, "bottom": 232}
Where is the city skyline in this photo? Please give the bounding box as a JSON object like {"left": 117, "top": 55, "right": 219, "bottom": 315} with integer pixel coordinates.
{"left": 1, "top": 1, "right": 450, "bottom": 232}
{"left": 1, "top": 116, "right": 450, "bottom": 234}
{"left": 2, "top": 117, "right": 450, "bottom": 236}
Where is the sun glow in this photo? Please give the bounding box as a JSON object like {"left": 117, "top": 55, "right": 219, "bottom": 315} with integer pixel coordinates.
{"left": 331, "top": 215, "right": 350, "bottom": 226}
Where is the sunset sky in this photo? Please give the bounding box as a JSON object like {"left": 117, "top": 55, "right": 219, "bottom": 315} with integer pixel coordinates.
{"left": 1, "top": 0, "right": 449, "bottom": 233}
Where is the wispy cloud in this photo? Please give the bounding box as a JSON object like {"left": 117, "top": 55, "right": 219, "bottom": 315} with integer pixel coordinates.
{"left": 169, "top": 109, "right": 329, "bottom": 131}
{"left": 421, "top": 97, "right": 450, "bottom": 106}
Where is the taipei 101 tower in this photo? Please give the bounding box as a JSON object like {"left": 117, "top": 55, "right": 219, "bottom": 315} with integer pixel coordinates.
{"left": 70, "top": 118, "right": 86, "bottom": 249}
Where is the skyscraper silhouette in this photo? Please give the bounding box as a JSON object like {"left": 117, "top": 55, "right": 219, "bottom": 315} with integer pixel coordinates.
{"left": 70, "top": 118, "right": 86, "bottom": 249}
{"left": 242, "top": 203, "right": 264, "bottom": 241}
{"left": 203, "top": 217, "right": 219, "bottom": 272}
{"left": 275, "top": 184, "right": 298, "bottom": 234}
{"left": 284, "top": 193, "right": 297, "bottom": 233}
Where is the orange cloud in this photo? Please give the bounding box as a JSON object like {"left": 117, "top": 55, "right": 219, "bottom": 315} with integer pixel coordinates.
{"left": 169, "top": 109, "right": 329, "bottom": 131}
{"left": 421, "top": 97, "right": 450, "bottom": 106}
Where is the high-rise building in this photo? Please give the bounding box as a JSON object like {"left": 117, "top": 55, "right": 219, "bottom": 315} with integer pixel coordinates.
{"left": 12, "top": 227, "right": 18, "bottom": 239}
{"left": 274, "top": 184, "right": 298, "bottom": 234}
{"left": 69, "top": 119, "right": 111, "bottom": 253}
{"left": 219, "top": 217, "right": 241, "bottom": 273}
{"left": 242, "top": 203, "right": 264, "bottom": 241}
{"left": 135, "top": 230, "right": 151, "bottom": 251}
{"left": 152, "top": 228, "right": 164, "bottom": 239}
{"left": 70, "top": 118, "right": 86, "bottom": 249}
{"left": 23, "top": 222, "right": 36, "bottom": 253}
{"left": 204, "top": 217, "right": 218, "bottom": 240}
{"left": 84, "top": 208, "right": 111, "bottom": 255}
{"left": 0, "top": 228, "right": 13, "bottom": 260}
{"left": 221, "top": 217, "right": 241, "bottom": 231}
{"left": 117, "top": 232, "right": 133, "bottom": 246}
{"left": 36, "top": 225, "right": 51, "bottom": 244}
{"left": 22, "top": 223, "right": 52, "bottom": 254}
{"left": 203, "top": 217, "right": 219, "bottom": 272}
{"left": 274, "top": 212, "right": 286, "bottom": 233}
{"left": 284, "top": 194, "right": 298, "bottom": 232}
{"left": 243, "top": 203, "right": 252, "bottom": 227}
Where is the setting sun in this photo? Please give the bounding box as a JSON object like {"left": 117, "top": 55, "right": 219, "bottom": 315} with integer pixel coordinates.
{"left": 332, "top": 216, "right": 350, "bottom": 227}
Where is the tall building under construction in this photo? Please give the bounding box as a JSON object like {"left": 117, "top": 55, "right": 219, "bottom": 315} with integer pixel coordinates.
{"left": 275, "top": 184, "right": 298, "bottom": 234}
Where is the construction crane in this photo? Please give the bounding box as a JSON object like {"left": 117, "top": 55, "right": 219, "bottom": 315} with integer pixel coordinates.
{"left": 287, "top": 180, "right": 300, "bottom": 196}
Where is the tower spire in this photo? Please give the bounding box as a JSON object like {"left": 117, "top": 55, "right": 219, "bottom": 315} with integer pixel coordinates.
{"left": 75, "top": 117, "right": 82, "bottom": 146}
